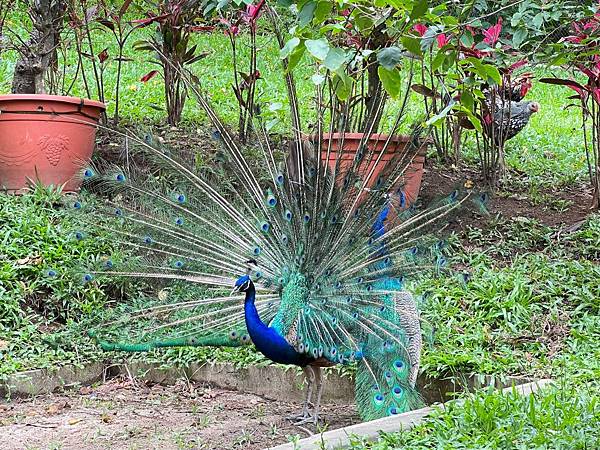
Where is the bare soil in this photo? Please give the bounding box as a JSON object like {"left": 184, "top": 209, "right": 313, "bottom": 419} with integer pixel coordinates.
{"left": 0, "top": 376, "right": 358, "bottom": 450}
{"left": 419, "top": 161, "right": 593, "bottom": 231}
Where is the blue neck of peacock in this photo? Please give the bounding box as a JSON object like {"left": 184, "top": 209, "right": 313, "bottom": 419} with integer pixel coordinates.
{"left": 243, "top": 283, "right": 264, "bottom": 329}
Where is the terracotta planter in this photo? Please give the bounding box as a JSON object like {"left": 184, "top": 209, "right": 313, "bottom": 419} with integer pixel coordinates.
{"left": 0, "top": 94, "right": 105, "bottom": 193}
{"left": 319, "top": 133, "right": 427, "bottom": 208}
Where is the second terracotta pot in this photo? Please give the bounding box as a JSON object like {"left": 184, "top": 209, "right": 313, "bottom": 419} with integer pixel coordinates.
{"left": 319, "top": 132, "right": 427, "bottom": 209}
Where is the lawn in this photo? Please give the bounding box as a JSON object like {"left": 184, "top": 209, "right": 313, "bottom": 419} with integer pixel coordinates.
{"left": 1, "top": 6, "right": 600, "bottom": 450}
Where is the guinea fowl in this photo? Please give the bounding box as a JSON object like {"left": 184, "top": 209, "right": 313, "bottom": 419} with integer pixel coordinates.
{"left": 483, "top": 72, "right": 540, "bottom": 143}
{"left": 486, "top": 99, "right": 540, "bottom": 143}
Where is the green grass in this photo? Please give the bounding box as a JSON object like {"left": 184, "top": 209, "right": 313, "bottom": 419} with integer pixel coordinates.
{"left": 348, "top": 384, "right": 600, "bottom": 449}
{"left": 418, "top": 219, "right": 600, "bottom": 381}
{"left": 0, "top": 187, "right": 119, "bottom": 375}
{"left": 0, "top": 187, "right": 268, "bottom": 377}
{"left": 351, "top": 215, "right": 600, "bottom": 449}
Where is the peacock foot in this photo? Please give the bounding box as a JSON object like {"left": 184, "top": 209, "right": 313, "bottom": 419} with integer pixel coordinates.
{"left": 287, "top": 408, "right": 312, "bottom": 422}
{"left": 293, "top": 412, "right": 319, "bottom": 426}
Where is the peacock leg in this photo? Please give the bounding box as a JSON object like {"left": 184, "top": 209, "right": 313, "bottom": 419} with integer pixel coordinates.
{"left": 289, "top": 366, "right": 315, "bottom": 422}
{"left": 311, "top": 366, "right": 324, "bottom": 425}
{"left": 295, "top": 366, "right": 325, "bottom": 425}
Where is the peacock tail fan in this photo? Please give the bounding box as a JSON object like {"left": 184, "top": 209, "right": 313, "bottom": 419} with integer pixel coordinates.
{"left": 354, "top": 291, "right": 423, "bottom": 420}
{"left": 61, "top": 55, "right": 488, "bottom": 421}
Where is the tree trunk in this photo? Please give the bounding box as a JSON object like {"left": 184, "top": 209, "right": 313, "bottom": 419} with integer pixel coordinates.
{"left": 359, "top": 57, "right": 384, "bottom": 132}
{"left": 11, "top": 0, "right": 65, "bottom": 94}
{"left": 359, "top": 24, "right": 387, "bottom": 133}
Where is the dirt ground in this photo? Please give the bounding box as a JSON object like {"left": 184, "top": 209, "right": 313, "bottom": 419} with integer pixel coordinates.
{"left": 0, "top": 376, "right": 359, "bottom": 450}
{"left": 419, "top": 162, "right": 593, "bottom": 229}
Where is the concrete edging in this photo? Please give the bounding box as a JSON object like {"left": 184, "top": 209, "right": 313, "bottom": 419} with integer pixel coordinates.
{"left": 0, "top": 360, "right": 536, "bottom": 406}
{"left": 265, "top": 379, "right": 555, "bottom": 450}
{"left": 0, "top": 362, "right": 106, "bottom": 397}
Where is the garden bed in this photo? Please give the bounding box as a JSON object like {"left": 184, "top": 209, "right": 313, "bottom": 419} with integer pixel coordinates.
{"left": 0, "top": 361, "right": 546, "bottom": 449}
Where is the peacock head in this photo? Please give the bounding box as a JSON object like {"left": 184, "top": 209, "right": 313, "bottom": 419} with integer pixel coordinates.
{"left": 232, "top": 274, "right": 252, "bottom": 294}
{"left": 231, "top": 259, "right": 258, "bottom": 295}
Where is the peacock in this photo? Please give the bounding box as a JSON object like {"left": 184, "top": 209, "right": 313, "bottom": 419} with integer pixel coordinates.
{"left": 67, "top": 63, "right": 483, "bottom": 426}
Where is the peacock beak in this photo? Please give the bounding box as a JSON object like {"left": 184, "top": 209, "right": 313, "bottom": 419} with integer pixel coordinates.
{"left": 230, "top": 286, "right": 240, "bottom": 296}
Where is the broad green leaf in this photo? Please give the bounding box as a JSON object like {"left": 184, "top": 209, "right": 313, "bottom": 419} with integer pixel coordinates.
{"left": 280, "top": 37, "right": 300, "bottom": 59}
{"left": 512, "top": 28, "right": 528, "bottom": 48}
{"left": 377, "top": 46, "right": 403, "bottom": 70}
{"left": 287, "top": 44, "right": 306, "bottom": 71}
{"left": 352, "top": 10, "right": 374, "bottom": 31}
{"left": 314, "top": 1, "right": 332, "bottom": 24}
{"left": 324, "top": 47, "right": 346, "bottom": 71}
{"left": 460, "top": 32, "right": 474, "bottom": 48}
{"left": 426, "top": 98, "right": 456, "bottom": 126}
{"left": 483, "top": 64, "right": 502, "bottom": 85}
{"left": 460, "top": 90, "right": 474, "bottom": 111}
{"left": 431, "top": 50, "right": 446, "bottom": 72}
{"left": 464, "top": 110, "right": 482, "bottom": 132}
{"left": 442, "top": 51, "right": 457, "bottom": 71}
{"left": 306, "top": 39, "right": 330, "bottom": 60}
{"left": 401, "top": 37, "right": 422, "bottom": 56}
{"left": 333, "top": 72, "right": 353, "bottom": 101}
{"left": 410, "top": 0, "right": 428, "bottom": 20}
{"left": 298, "top": 1, "right": 317, "bottom": 27}
{"left": 319, "top": 23, "right": 346, "bottom": 34}
{"left": 378, "top": 66, "right": 402, "bottom": 98}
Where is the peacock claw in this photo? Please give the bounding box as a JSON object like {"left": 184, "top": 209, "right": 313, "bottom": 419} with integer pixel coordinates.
{"left": 287, "top": 412, "right": 307, "bottom": 421}
{"left": 293, "top": 414, "right": 319, "bottom": 426}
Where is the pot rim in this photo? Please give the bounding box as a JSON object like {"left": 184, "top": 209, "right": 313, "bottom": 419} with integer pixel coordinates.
{"left": 0, "top": 94, "right": 106, "bottom": 110}
{"left": 320, "top": 132, "right": 412, "bottom": 142}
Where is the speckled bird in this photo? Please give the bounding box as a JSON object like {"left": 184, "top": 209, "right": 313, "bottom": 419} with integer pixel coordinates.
{"left": 489, "top": 100, "right": 540, "bottom": 142}
{"left": 483, "top": 73, "right": 540, "bottom": 143}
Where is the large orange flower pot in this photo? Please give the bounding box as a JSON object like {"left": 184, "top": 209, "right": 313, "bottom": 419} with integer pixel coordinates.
{"left": 319, "top": 133, "right": 427, "bottom": 208}
{"left": 0, "top": 94, "right": 105, "bottom": 193}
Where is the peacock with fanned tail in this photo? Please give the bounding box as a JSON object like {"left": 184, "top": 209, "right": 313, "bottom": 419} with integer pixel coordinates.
{"left": 69, "top": 64, "right": 483, "bottom": 425}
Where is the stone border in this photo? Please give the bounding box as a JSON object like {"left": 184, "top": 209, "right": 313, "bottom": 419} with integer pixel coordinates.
{"left": 0, "top": 362, "right": 106, "bottom": 398}
{"left": 265, "top": 379, "right": 554, "bottom": 450}
{"left": 0, "top": 360, "right": 535, "bottom": 406}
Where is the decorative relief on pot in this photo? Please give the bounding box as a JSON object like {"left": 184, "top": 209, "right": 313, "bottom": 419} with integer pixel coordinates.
{"left": 0, "top": 147, "right": 38, "bottom": 166}
{"left": 39, "top": 134, "right": 70, "bottom": 166}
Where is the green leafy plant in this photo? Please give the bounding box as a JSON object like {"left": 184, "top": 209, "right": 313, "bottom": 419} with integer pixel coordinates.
{"left": 540, "top": 7, "right": 600, "bottom": 209}
{"left": 349, "top": 384, "right": 600, "bottom": 449}
{"left": 134, "top": 0, "right": 208, "bottom": 125}
{"left": 203, "top": 0, "right": 266, "bottom": 142}
{"left": 280, "top": 0, "right": 434, "bottom": 131}
{"left": 93, "top": 0, "right": 144, "bottom": 124}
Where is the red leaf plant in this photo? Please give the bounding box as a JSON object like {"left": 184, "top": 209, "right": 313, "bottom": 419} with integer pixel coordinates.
{"left": 483, "top": 18, "right": 502, "bottom": 46}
